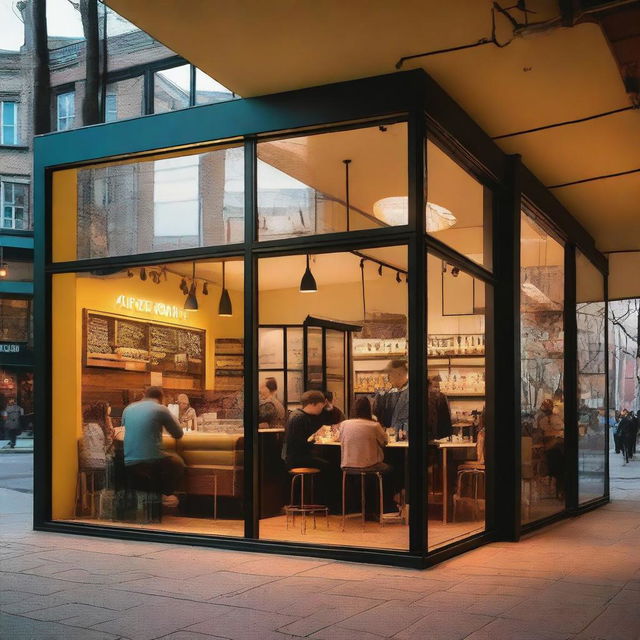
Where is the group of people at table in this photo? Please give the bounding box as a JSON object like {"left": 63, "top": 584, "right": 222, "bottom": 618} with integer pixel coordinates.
{"left": 80, "top": 359, "right": 455, "bottom": 514}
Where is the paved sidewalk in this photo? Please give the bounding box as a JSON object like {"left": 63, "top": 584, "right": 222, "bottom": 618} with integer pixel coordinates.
{"left": 0, "top": 436, "right": 33, "bottom": 454}
{"left": 1, "top": 454, "right": 639, "bottom": 639}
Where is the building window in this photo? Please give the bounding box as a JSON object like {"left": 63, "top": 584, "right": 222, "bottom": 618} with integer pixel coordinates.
{"left": 56, "top": 91, "right": 76, "bottom": 131}
{"left": 104, "top": 94, "right": 117, "bottom": 122}
{"left": 1, "top": 182, "right": 29, "bottom": 230}
{"left": 0, "top": 101, "right": 18, "bottom": 145}
{"left": 0, "top": 298, "right": 30, "bottom": 342}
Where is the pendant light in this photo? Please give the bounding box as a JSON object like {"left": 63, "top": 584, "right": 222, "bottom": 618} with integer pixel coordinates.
{"left": 0, "top": 247, "right": 8, "bottom": 278}
{"left": 218, "top": 261, "right": 232, "bottom": 317}
{"left": 299, "top": 254, "right": 317, "bottom": 293}
{"left": 184, "top": 262, "right": 198, "bottom": 311}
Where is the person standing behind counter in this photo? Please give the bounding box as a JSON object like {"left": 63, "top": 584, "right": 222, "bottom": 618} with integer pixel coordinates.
{"left": 122, "top": 386, "right": 185, "bottom": 507}
{"left": 373, "top": 360, "right": 409, "bottom": 439}
{"left": 177, "top": 394, "right": 197, "bottom": 431}
{"left": 259, "top": 377, "right": 286, "bottom": 428}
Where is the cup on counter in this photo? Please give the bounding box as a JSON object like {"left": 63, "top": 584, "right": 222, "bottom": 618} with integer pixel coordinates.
{"left": 387, "top": 428, "right": 397, "bottom": 443}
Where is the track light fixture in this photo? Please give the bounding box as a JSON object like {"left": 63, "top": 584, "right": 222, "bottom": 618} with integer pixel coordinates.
{"left": 202, "top": 282, "right": 209, "bottom": 295}
{"left": 378, "top": 264, "right": 383, "bottom": 276}
{"left": 127, "top": 270, "right": 134, "bottom": 278}
{"left": 396, "top": 271, "right": 402, "bottom": 283}
{"left": 184, "top": 262, "right": 198, "bottom": 311}
{"left": 300, "top": 254, "right": 317, "bottom": 293}
{"left": 451, "top": 266, "right": 460, "bottom": 278}
{"left": 180, "top": 277, "right": 188, "bottom": 295}
{"left": 218, "top": 262, "right": 233, "bottom": 317}
{"left": 139, "top": 267, "right": 147, "bottom": 281}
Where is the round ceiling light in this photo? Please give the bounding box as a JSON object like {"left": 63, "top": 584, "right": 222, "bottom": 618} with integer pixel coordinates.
{"left": 373, "top": 196, "right": 456, "bottom": 232}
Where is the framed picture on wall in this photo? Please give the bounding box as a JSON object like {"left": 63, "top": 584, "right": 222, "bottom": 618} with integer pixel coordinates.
{"left": 258, "top": 327, "right": 284, "bottom": 368}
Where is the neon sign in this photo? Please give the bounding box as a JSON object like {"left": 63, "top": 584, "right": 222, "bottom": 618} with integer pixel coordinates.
{"left": 115, "top": 295, "right": 188, "bottom": 320}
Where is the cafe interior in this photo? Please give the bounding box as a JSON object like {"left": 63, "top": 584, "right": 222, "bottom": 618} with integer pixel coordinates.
{"left": 50, "top": 121, "right": 493, "bottom": 553}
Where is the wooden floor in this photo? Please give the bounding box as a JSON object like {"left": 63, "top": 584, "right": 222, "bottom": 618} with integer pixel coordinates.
{"left": 69, "top": 512, "right": 485, "bottom": 551}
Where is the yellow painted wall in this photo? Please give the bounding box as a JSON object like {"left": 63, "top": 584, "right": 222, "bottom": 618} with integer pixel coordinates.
{"left": 51, "top": 267, "right": 243, "bottom": 520}
{"left": 51, "top": 273, "right": 81, "bottom": 519}
{"left": 52, "top": 169, "right": 78, "bottom": 263}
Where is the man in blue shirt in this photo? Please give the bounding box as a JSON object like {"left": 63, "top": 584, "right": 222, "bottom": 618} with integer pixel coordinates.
{"left": 122, "top": 386, "right": 184, "bottom": 505}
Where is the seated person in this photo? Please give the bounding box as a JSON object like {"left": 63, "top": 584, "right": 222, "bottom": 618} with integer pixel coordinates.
{"left": 339, "top": 397, "right": 389, "bottom": 472}
{"left": 258, "top": 377, "right": 286, "bottom": 428}
{"left": 427, "top": 376, "right": 453, "bottom": 441}
{"left": 177, "top": 393, "right": 197, "bottom": 431}
{"left": 320, "top": 390, "right": 345, "bottom": 427}
{"left": 122, "top": 386, "right": 185, "bottom": 507}
{"left": 282, "top": 390, "right": 327, "bottom": 471}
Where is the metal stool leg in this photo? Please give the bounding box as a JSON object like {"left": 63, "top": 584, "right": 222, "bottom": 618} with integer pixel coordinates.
{"left": 311, "top": 474, "right": 316, "bottom": 529}
{"left": 377, "top": 473, "right": 384, "bottom": 527}
{"left": 301, "top": 474, "right": 306, "bottom": 535}
{"left": 341, "top": 471, "right": 347, "bottom": 531}
{"left": 360, "top": 473, "right": 365, "bottom": 530}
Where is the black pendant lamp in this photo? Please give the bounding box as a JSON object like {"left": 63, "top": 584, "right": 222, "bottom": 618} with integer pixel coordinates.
{"left": 299, "top": 254, "right": 317, "bottom": 293}
{"left": 218, "top": 262, "right": 232, "bottom": 317}
{"left": 184, "top": 262, "right": 199, "bottom": 311}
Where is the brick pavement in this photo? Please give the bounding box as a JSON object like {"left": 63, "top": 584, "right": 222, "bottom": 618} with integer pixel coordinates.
{"left": 1, "top": 452, "right": 639, "bottom": 639}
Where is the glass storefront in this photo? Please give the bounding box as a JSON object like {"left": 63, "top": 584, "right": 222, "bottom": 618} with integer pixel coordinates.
{"left": 520, "top": 210, "right": 565, "bottom": 524}
{"left": 36, "top": 71, "right": 608, "bottom": 566}
{"left": 576, "top": 251, "right": 606, "bottom": 504}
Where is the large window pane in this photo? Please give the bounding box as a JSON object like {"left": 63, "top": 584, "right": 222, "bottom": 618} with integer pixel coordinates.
{"left": 576, "top": 251, "right": 606, "bottom": 503}
{"left": 0, "top": 298, "right": 31, "bottom": 342}
{"left": 521, "top": 211, "right": 565, "bottom": 524}
{"left": 426, "top": 140, "right": 492, "bottom": 270}
{"left": 53, "top": 144, "right": 244, "bottom": 262}
{"left": 427, "top": 253, "right": 490, "bottom": 549}
{"left": 51, "top": 258, "right": 245, "bottom": 537}
{"left": 154, "top": 64, "right": 191, "bottom": 113}
{"left": 257, "top": 123, "right": 407, "bottom": 240}
{"left": 258, "top": 247, "right": 409, "bottom": 550}
{"left": 195, "top": 69, "right": 234, "bottom": 105}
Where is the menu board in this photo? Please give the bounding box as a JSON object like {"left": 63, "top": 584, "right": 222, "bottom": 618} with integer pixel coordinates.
{"left": 85, "top": 310, "right": 204, "bottom": 375}
{"left": 86, "top": 315, "right": 111, "bottom": 355}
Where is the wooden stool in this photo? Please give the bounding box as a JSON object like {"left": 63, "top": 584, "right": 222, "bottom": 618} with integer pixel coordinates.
{"left": 341, "top": 468, "right": 384, "bottom": 531}
{"left": 285, "top": 467, "right": 329, "bottom": 534}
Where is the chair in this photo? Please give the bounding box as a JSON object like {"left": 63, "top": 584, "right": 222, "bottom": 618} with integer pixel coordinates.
{"left": 75, "top": 439, "right": 105, "bottom": 518}
{"left": 341, "top": 467, "right": 384, "bottom": 531}
{"left": 521, "top": 436, "right": 534, "bottom": 520}
{"left": 284, "top": 467, "right": 329, "bottom": 534}
{"left": 453, "top": 427, "right": 486, "bottom": 522}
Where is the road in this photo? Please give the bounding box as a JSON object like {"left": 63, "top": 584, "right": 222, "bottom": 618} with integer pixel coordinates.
{"left": 0, "top": 453, "right": 33, "bottom": 493}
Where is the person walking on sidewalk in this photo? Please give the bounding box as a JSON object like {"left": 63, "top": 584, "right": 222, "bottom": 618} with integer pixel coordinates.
{"left": 1, "top": 398, "right": 24, "bottom": 449}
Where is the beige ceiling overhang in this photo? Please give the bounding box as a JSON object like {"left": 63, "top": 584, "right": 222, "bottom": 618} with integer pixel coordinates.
{"left": 105, "top": 0, "right": 640, "bottom": 280}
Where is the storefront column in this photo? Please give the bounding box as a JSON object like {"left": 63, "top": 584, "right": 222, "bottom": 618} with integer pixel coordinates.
{"left": 493, "top": 154, "right": 522, "bottom": 542}
{"left": 564, "top": 244, "right": 579, "bottom": 513}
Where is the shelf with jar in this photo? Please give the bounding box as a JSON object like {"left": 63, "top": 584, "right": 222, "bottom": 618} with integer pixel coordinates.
{"left": 427, "top": 333, "right": 484, "bottom": 357}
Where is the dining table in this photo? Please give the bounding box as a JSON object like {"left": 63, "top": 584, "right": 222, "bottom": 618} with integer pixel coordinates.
{"left": 313, "top": 437, "right": 477, "bottom": 523}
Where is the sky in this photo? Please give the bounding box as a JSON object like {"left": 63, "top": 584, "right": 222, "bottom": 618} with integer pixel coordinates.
{"left": 0, "top": 0, "right": 138, "bottom": 51}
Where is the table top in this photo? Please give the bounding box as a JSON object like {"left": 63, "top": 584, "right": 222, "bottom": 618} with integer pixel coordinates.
{"left": 313, "top": 439, "right": 476, "bottom": 449}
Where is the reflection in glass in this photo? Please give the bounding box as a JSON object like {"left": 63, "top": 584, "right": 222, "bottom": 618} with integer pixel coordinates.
{"left": 195, "top": 69, "right": 234, "bottom": 105}
{"left": 73, "top": 145, "right": 244, "bottom": 260}
{"left": 520, "top": 211, "right": 565, "bottom": 523}
{"left": 51, "top": 259, "right": 245, "bottom": 537}
{"left": 577, "top": 251, "right": 606, "bottom": 503}
{"left": 427, "top": 253, "right": 489, "bottom": 549}
{"left": 154, "top": 64, "right": 191, "bottom": 113}
{"left": 257, "top": 123, "right": 407, "bottom": 240}
{"left": 426, "top": 141, "right": 492, "bottom": 270}
{"left": 105, "top": 77, "right": 144, "bottom": 121}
